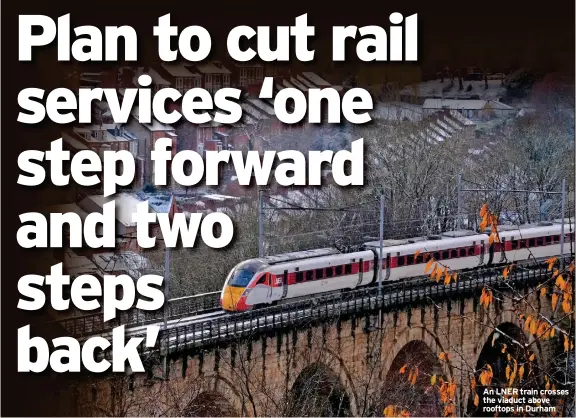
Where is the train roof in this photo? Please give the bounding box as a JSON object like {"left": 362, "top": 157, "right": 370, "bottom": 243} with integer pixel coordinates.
{"left": 258, "top": 248, "right": 341, "bottom": 265}
{"left": 367, "top": 233, "right": 488, "bottom": 256}
{"left": 497, "top": 222, "right": 574, "bottom": 239}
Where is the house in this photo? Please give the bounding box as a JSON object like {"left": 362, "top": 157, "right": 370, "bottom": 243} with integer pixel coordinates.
{"left": 62, "top": 125, "right": 137, "bottom": 156}
{"left": 77, "top": 193, "right": 160, "bottom": 252}
{"left": 422, "top": 99, "right": 514, "bottom": 121}
{"left": 125, "top": 106, "right": 178, "bottom": 186}
{"left": 160, "top": 63, "right": 201, "bottom": 93}
{"left": 194, "top": 61, "right": 231, "bottom": 94}
{"left": 233, "top": 63, "right": 264, "bottom": 88}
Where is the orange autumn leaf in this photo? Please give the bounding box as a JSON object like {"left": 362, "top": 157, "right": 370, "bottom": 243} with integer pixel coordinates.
{"left": 501, "top": 343, "right": 507, "bottom": 353}
{"left": 518, "top": 365, "right": 525, "bottom": 382}
{"left": 552, "top": 294, "right": 559, "bottom": 310}
{"left": 439, "top": 352, "right": 447, "bottom": 361}
{"left": 546, "top": 257, "right": 558, "bottom": 271}
{"left": 425, "top": 259, "right": 435, "bottom": 273}
{"left": 480, "top": 203, "right": 488, "bottom": 218}
{"left": 524, "top": 315, "right": 532, "bottom": 331}
{"left": 555, "top": 275, "right": 566, "bottom": 290}
{"left": 569, "top": 263, "right": 575, "bottom": 273}
{"left": 529, "top": 319, "right": 537, "bottom": 335}
{"left": 505, "top": 364, "right": 511, "bottom": 379}
{"left": 399, "top": 364, "right": 407, "bottom": 374}
{"left": 529, "top": 353, "right": 536, "bottom": 362}
{"left": 474, "top": 394, "right": 479, "bottom": 407}
{"left": 488, "top": 233, "right": 495, "bottom": 245}
{"left": 431, "top": 374, "right": 437, "bottom": 386}
{"left": 540, "top": 287, "right": 547, "bottom": 296}
{"left": 479, "top": 218, "right": 488, "bottom": 232}
{"left": 564, "top": 335, "right": 569, "bottom": 353}
{"left": 414, "top": 249, "right": 421, "bottom": 258}
{"left": 503, "top": 267, "right": 509, "bottom": 279}
{"left": 452, "top": 272, "right": 458, "bottom": 282}
{"left": 562, "top": 298, "right": 572, "bottom": 314}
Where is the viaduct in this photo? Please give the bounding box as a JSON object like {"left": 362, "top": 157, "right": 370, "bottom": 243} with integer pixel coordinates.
{"left": 46, "top": 263, "right": 569, "bottom": 417}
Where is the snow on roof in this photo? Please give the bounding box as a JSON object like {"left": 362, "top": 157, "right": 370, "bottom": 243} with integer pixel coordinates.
{"left": 64, "top": 249, "right": 100, "bottom": 278}
{"left": 296, "top": 74, "right": 316, "bottom": 88}
{"left": 201, "top": 194, "right": 239, "bottom": 201}
{"left": 449, "top": 110, "right": 476, "bottom": 126}
{"left": 92, "top": 251, "right": 154, "bottom": 278}
{"left": 61, "top": 132, "right": 89, "bottom": 150}
{"left": 161, "top": 63, "right": 200, "bottom": 78}
{"left": 195, "top": 61, "right": 231, "bottom": 74}
{"left": 282, "top": 79, "right": 297, "bottom": 89}
{"left": 423, "top": 99, "right": 488, "bottom": 110}
{"left": 131, "top": 106, "right": 175, "bottom": 132}
{"left": 82, "top": 193, "right": 151, "bottom": 227}
{"left": 134, "top": 67, "right": 171, "bottom": 85}
{"left": 290, "top": 77, "right": 309, "bottom": 91}
{"left": 373, "top": 102, "right": 423, "bottom": 121}
{"left": 400, "top": 78, "right": 505, "bottom": 100}
{"left": 241, "top": 102, "right": 268, "bottom": 120}
{"left": 247, "top": 98, "right": 275, "bottom": 116}
{"left": 301, "top": 72, "right": 331, "bottom": 87}
{"left": 136, "top": 192, "right": 174, "bottom": 214}
{"left": 485, "top": 100, "right": 514, "bottom": 110}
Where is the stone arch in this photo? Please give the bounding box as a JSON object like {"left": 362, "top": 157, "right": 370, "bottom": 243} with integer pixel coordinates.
{"left": 286, "top": 345, "right": 359, "bottom": 416}
{"left": 467, "top": 319, "right": 541, "bottom": 417}
{"left": 192, "top": 374, "right": 246, "bottom": 416}
{"left": 382, "top": 326, "right": 453, "bottom": 383}
{"left": 181, "top": 390, "right": 237, "bottom": 417}
{"left": 286, "top": 361, "right": 353, "bottom": 417}
{"left": 379, "top": 332, "right": 448, "bottom": 417}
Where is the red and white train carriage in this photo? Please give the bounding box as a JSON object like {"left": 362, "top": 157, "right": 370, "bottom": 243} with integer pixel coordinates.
{"left": 220, "top": 221, "right": 574, "bottom": 312}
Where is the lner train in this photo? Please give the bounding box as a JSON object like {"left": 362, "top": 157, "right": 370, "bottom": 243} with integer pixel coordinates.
{"left": 220, "top": 221, "right": 575, "bottom": 312}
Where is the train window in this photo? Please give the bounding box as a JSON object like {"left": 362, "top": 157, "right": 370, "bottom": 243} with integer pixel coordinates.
{"left": 306, "top": 270, "right": 314, "bottom": 281}
{"left": 519, "top": 240, "right": 526, "bottom": 249}
{"left": 460, "top": 248, "right": 466, "bottom": 257}
{"left": 528, "top": 238, "right": 535, "bottom": 247}
{"left": 554, "top": 235, "right": 560, "bottom": 243}
{"left": 295, "top": 271, "right": 304, "bottom": 283}
{"left": 335, "top": 265, "right": 343, "bottom": 276}
{"left": 451, "top": 249, "right": 458, "bottom": 258}
{"left": 316, "top": 269, "right": 324, "bottom": 279}
{"left": 415, "top": 254, "right": 424, "bottom": 264}
{"left": 398, "top": 256, "right": 405, "bottom": 267}
{"left": 545, "top": 236, "right": 552, "bottom": 244}
{"left": 257, "top": 275, "right": 267, "bottom": 285}
{"left": 326, "top": 267, "right": 334, "bottom": 278}
{"left": 345, "top": 264, "right": 352, "bottom": 274}
{"left": 406, "top": 255, "right": 415, "bottom": 265}
{"left": 535, "top": 237, "right": 543, "bottom": 246}
{"left": 442, "top": 250, "right": 449, "bottom": 259}
{"left": 467, "top": 247, "right": 475, "bottom": 256}
{"left": 511, "top": 240, "right": 518, "bottom": 250}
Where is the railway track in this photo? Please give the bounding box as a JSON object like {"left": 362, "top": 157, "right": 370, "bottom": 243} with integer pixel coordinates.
{"left": 49, "top": 255, "right": 572, "bottom": 339}
{"left": 83, "top": 256, "right": 572, "bottom": 359}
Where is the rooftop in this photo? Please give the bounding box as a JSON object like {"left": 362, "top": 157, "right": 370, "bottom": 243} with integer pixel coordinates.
{"left": 301, "top": 72, "right": 331, "bottom": 87}
{"left": 161, "top": 63, "right": 201, "bottom": 78}
{"left": 195, "top": 62, "right": 231, "bottom": 74}
{"left": 81, "top": 193, "right": 152, "bottom": 227}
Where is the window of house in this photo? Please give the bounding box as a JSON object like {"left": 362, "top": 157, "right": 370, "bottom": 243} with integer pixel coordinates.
{"left": 205, "top": 75, "right": 212, "bottom": 84}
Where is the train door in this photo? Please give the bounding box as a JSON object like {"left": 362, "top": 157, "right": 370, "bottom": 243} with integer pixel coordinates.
{"left": 479, "top": 239, "right": 485, "bottom": 265}
{"left": 357, "top": 258, "right": 364, "bottom": 285}
{"left": 385, "top": 253, "right": 391, "bottom": 280}
{"left": 282, "top": 270, "right": 288, "bottom": 298}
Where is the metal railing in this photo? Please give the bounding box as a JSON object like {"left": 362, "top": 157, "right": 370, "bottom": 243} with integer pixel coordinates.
{"left": 49, "top": 291, "right": 221, "bottom": 337}
{"left": 118, "top": 259, "right": 571, "bottom": 358}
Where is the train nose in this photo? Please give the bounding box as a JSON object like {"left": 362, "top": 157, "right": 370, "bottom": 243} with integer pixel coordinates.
{"left": 221, "top": 286, "right": 246, "bottom": 311}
